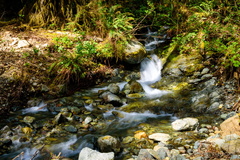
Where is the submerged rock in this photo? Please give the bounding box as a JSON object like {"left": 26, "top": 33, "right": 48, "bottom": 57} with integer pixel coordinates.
{"left": 64, "top": 125, "right": 78, "bottom": 133}
{"left": 23, "top": 116, "right": 36, "bottom": 125}
{"left": 78, "top": 147, "right": 114, "bottom": 160}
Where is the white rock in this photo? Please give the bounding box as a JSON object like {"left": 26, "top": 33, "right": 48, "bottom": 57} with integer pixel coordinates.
{"left": 17, "top": 40, "right": 31, "bottom": 48}
{"left": 206, "top": 137, "right": 225, "bottom": 147}
{"left": 10, "top": 38, "right": 19, "bottom": 46}
{"left": 83, "top": 116, "right": 92, "bottom": 124}
{"left": 149, "top": 133, "right": 171, "bottom": 144}
{"left": 171, "top": 117, "right": 199, "bottom": 131}
{"left": 78, "top": 147, "right": 114, "bottom": 160}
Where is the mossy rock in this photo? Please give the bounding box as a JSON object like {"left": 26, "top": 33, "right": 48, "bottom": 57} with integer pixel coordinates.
{"left": 123, "top": 40, "right": 147, "bottom": 64}
{"left": 163, "top": 53, "right": 204, "bottom": 76}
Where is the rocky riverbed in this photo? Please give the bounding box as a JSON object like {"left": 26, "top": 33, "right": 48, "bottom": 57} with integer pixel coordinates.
{"left": 0, "top": 27, "right": 239, "bottom": 160}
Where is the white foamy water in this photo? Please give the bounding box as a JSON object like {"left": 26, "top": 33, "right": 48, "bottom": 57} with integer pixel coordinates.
{"left": 103, "top": 110, "right": 176, "bottom": 132}
{"left": 139, "top": 54, "right": 162, "bottom": 84}
{"left": 49, "top": 135, "right": 79, "bottom": 157}
{"left": 91, "top": 86, "right": 108, "bottom": 93}
{"left": 138, "top": 54, "right": 170, "bottom": 98}
{"left": 145, "top": 29, "right": 166, "bottom": 51}
{"left": 119, "top": 111, "right": 159, "bottom": 122}
{"left": 22, "top": 101, "right": 48, "bottom": 114}
{"left": 49, "top": 135, "right": 95, "bottom": 157}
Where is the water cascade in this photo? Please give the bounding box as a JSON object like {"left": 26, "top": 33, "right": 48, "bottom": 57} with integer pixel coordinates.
{"left": 138, "top": 54, "right": 169, "bottom": 98}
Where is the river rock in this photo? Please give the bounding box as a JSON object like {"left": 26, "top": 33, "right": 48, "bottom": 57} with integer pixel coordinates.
{"left": 221, "top": 139, "right": 240, "bottom": 154}
{"left": 53, "top": 113, "right": 67, "bottom": 125}
{"left": 123, "top": 40, "right": 147, "bottom": 64}
{"left": 230, "top": 155, "right": 240, "bottom": 160}
{"left": 148, "top": 133, "right": 171, "bottom": 144}
{"left": 97, "top": 135, "right": 121, "bottom": 153}
{"left": 124, "top": 72, "right": 141, "bottom": 81}
{"left": 201, "top": 68, "right": 210, "bottom": 74}
{"left": 137, "top": 149, "right": 156, "bottom": 160}
{"left": 134, "top": 131, "right": 148, "bottom": 139}
{"left": 0, "top": 126, "right": 12, "bottom": 138}
{"left": 206, "top": 102, "right": 220, "bottom": 113}
{"left": 69, "top": 106, "right": 81, "bottom": 115}
{"left": 78, "top": 147, "right": 114, "bottom": 160}
{"left": 100, "top": 91, "right": 123, "bottom": 107}
{"left": 191, "top": 94, "right": 209, "bottom": 113}
{"left": 107, "top": 83, "right": 120, "bottom": 94}
{"left": 220, "top": 114, "right": 240, "bottom": 137}
{"left": 123, "top": 80, "right": 144, "bottom": 95}
{"left": 201, "top": 74, "right": 213, "bottom": 80}
{"left": 83, "top": 116, "right": 93, "bottom": 124}
{"left": 155, "top": 147, "right": 170, "bottom": 159}
{"left": 64, "top": 125, "right": 77, "bottom": 133}
{"left": 167, "top": 68, "right": 183, "bottom": 77}
{"left": 172, "top": 117, "right": 199, "bottom": 131}
{"left": 23, "top": 116, "right": 36, "bottom": 124}
{"left": 17, "top": 40, "right": 31, "bottom": 48}
{"left": 122, "top": 136, "right": 134, "bottom": 144}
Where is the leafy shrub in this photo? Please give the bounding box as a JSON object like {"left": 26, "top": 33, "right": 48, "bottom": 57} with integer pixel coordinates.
{"left": 49, "top": 38, "right": 98, "bottom": 85}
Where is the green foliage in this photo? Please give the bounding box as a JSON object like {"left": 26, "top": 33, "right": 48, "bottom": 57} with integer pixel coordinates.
{"left": 33, "top": 47, "right": 40, "bottom": 54}
{"left": 53, "top": 36, "right": 74, "bottom": 52}
{"left": 49, "top": 52, "right": 84, "bottom": 85}
{"left": 50, "top": 36, "right": 98, "bottom": 85}
{"left": 165, "top": 0, "right": 240, "bottom": 70}
{"left": 95, "top": 4, "right": 134, "bottom": 60}
{"left": 76, "top": 40, "right": 97, "bottom": 57}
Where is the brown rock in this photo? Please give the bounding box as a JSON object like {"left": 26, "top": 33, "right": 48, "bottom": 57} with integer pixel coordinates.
{"left": 220, "top": 115, "right": 240, "bottom": 137}
{"left": 134, "top": 131, "right": 148, "bottom": 139}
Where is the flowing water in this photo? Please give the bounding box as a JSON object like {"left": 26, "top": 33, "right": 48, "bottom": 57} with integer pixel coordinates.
{"left": 0, "top": 30, "right": 183, "bottom": 160}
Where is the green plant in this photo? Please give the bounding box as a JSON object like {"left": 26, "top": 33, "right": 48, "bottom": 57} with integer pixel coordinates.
{"left": 49, "top": 39, "right": 98, "bottom": 85}
{"left": 22, "top": 52, "right": 30, "bottom": 58}
{"left": 49, "top": 52, "right": 84, "bottom": 85}
{"left": 76, "top": 40, "right": 97, "bottom": 57}
{"left": 53, "top": 36, "right": 74, "bottom": 52}
{"left": 33, "top": 47, "right": 40, "bottom": 54}
{"left": 96, "top": 4, "right": 134, "bottom": 60}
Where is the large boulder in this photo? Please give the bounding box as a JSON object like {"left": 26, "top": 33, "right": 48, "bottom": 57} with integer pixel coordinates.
{"left": 221, "top": 139, "right": 240, "bottom": 154}
{"left": 78, "top": 147, "right": 114, "bottom": 160}
{"left": 220, "top": 114, "right": 240, "bottom": 137}
{"left": 123, "top": 40, "right": 147, "bottom": 64}
{"left": 171, "top": 117, "right": 199, "bottom": 131}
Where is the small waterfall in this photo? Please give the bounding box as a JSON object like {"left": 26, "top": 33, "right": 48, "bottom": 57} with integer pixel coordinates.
{"left": 139, "top": 54, "right": 162, "bottom": 84}
{"left": 137, "top": 30, "right": 170, "bottom": 98}
{"left": 138, "top": 55, "right": 169, "bottom": 98}
{"left": 144, "top": 28, "right": 166, "bottom": 51}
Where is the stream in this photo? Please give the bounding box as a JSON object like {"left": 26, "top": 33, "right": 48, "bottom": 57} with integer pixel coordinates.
{"left": 0, "top": 30, "right": 218, "bottom": 160}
